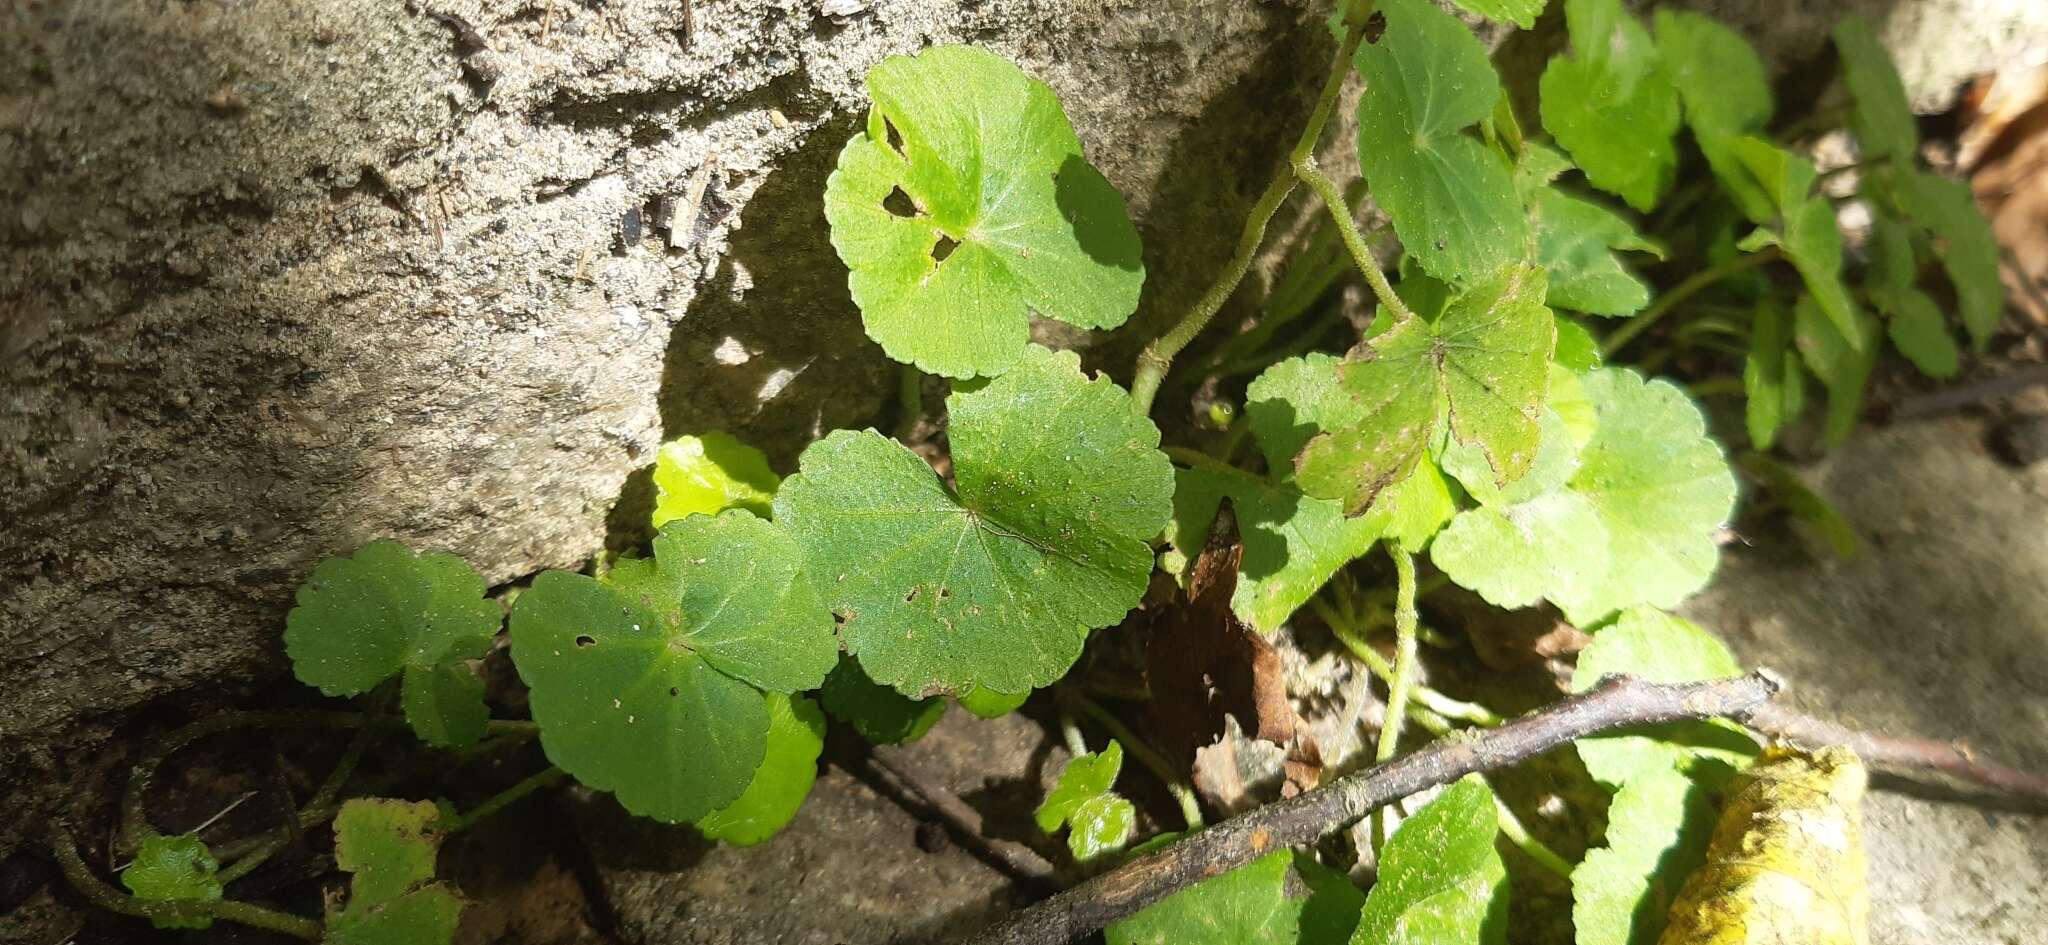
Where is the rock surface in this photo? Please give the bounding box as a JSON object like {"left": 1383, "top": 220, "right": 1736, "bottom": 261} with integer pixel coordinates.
{"left": 1684, "top": 415, "right": 2048, "bottom": 945}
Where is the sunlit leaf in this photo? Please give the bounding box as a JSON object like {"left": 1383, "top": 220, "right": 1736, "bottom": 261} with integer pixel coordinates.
{"left": 824, "top": 46, "right": 1144, "bottom": 378}
{"left": 1107, "top": 850, "right": 1300, "bottom": 945}
{"left": 1728, "top": 139, "right": 1863, "bottom": 347}
{"left": 1882, "top": 168, "right": 2003, "bottom": 350}
{"left": 1169, "top": 464, "right": 1380, "bottom": 633}
{"left": 1553, "top": 316, "right": 1604, "bottom": 372}
{"left": 651, "top": 432, "right": 780, "bottom": 527}
{"left": 1793, "top": 292, "right": 1880, "bottom": 448}
{"left": 1571, "top": 608, "right": 1755, "bottom": 786}
{"left": 695, "top": 693, "right": 826, "bottom": 846}
{"left": 1572, "top": 767, "right": 1716, "bottom": 945}
{"left": 1036, "top": 741, "right": 1124, "bottom": 833}
{"left": 121, "top": 834, "right": 222, "bottom": 930}
{"left": 1540, "top": 0, "right": 1681, "bottom": 211}
{"left": 1448, "top": 0, "right": 1548, "bottom": 29}
{"left": 1742, "top": 297, "right": 1805, "bottom": 450}
{"left": 775, "top": 344, "right": 1173, "bottom": 694}
{"left": 1531, "top": 187, "right": 1662, "bottom": 316}
{"left": 956, "top": 685, "right": 1031, "bottom": 719}
{"left": 328, "top": 799, "right": 462, "bottom": 945}
{"left": 1433, "top": 489, "right": 1610, "bottom": 611}
{"left": 1352, "top": 0, "right": 1529, "bottom": 286}
{"left": 1353, "top": 776, "right": 1508, "bottom": 945}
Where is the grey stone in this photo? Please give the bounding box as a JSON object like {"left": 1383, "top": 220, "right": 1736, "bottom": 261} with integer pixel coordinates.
{"left": 1683, "top": 416, "right": 2048, "bottom": 945}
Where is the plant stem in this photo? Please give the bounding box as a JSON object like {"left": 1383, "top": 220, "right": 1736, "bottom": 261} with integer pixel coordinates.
{"left": 1128, "top": 17, "right": 1368, "bottom": 415}
{"left": 1292, "top": 161, "right": 1410, "bottom": 323}
{"left": 1492, "top": 792, "right": 1573, "bottom": 879}
{"left": 1062, "top": 688, "right": 1205, "bottom": 830}
{"left": 446, "top": 767, "right": 568, "bottom": 833}
{"left": 1374, "top": 547, "right": 1420, "bottom": 764}
{"left": 1601, "top": 246, "right": 1781, "bottom": 357}
{"left": 1311, "top": 597, "right": 1502, "bottom": 728}
{"left": 894, "top": 363, "right": 923, "bottom": 441}
{"left": 218, "top": 725, "right": 374, "bottom": 885}
{"left": 53, "top": 829, "right": 323, "bottom": 941}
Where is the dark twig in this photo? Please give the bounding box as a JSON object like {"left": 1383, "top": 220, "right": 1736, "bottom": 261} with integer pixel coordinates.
{"left": 861, "top": 744, "right": 1061, "bottom": 891}
{"left": 965, "top": 673, "right": 1782, "bottom": 945}
{"left": 1888, "top": 363, "right": 2048, "bottom": 421}
{"left": 1748, "top": 703, "right": 2048, "bottom": 809}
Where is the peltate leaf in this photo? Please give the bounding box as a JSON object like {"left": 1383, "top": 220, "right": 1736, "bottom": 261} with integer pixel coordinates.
{"left": 1296, "top": 265, "right": 1553, "bottom": 515}
{"left": 511, "top": 511, "right": 837, "bottom": 822}
{"left": 775, "top": 344, "right": 1173, "bottom": 694}
{"left": 651, "top": 432, "right": 780, "bottom": 527}
{"left": 1728, "top": 139, "right": 1864, "bottom": 347}
{"left": 1552, "top": 369, "right": 1737, "bottom": 625}
{"left": 1571, "top": 608, "right": 1755, "bottom": 786}
{"left": 1743, "top": 297, "right": 1805, "bottom": 450}
{"left": 819, "top": 654, "right": 944, "bottom": 744}
{"left": 1539, "top": 0, "right": 1681, "bottom": 211}
{"left": 694, "top": 693, "right": 826, "bottom": 846}
{"left": 1107, "top": 850, "right": 1300, "bottom": 945}
{"left": 1531, "top": 187, "right": 1661, "bottom": 316}
{"left": 329, "top": 798, "right": 463, "bottom": 945}
{"left": 122, "top": 833, "right": 222, "bottom": 930}
{"left": 1833, "top": 16, "right": 1917, "bottom": 163}
{"left": 823, "top": 46, "right": 1144, "bottom": 378}
{"left": 1654, "top": 10, "right": 1773, "bottom": 223}
{"left": 1572, "top": 767, "right": 1717, "bottom": 945}
{"left": 1353, "top": 776, "right": 1508, "bottom": 945}
{"left": 284, "top": 541, "right": 501, "bottom": 748}
{"left": 1353, "top": 0, "right": 1529, "bottom": 286}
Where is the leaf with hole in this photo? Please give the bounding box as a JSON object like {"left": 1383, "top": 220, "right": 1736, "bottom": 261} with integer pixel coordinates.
{"left": 1833, "top": 15, "right": 1917, "bottom": 164}
{"left": 1353, "top": 775, "right": 1508, "bottom": 945}
{"left": 284, "top": 541, "right": 501, "bottom": 748}
{"left": 1655, "top": 10, "right": 1774, "bottom": 223}
{"left": 510, "top": 511, "right": 836, "bottom": 822}
{"left": 775, "top": 344, "right": 1172, "bottom": 695}
{"left": 327, "top": 799, "right": 462, "bottom": 945}
{"left": 694, "top": 693, "right": 826, "bottom": 846}
{"left": 1296, "top": 264, "right": 1553, "bottom": 515}
{"left": 1530, "top": 186, "right": 1662, "bottom": 316}
{"left": 820, "top": 653, "right": 944, "bottom": 744}
{"left": 1352, "top": 0, "right": 1529, "bottom": 287}
{"left": 1572, "top": 766, "right": 1717, "bottom": 945}
{"left": 652, "top": 431, "right": 780, "bottom": 528}
{"left": 823, "top": 46, "right": 1144, "bottom": 378}
{"left": 1540, "top": 0, "right": 1681, "bottom": 211}
{"left": 1571, "top": 608, "right": 1755, "bottom": 786}
{"left": 121, "top": 833, "right": 222, "bottom": 930}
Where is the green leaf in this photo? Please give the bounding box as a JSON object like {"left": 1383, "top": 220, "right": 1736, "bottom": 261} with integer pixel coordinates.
{"left": 651, "top": 432, "right": 780, "bottom": 527}
{"left": 1833, "top": 15, "right": 1917, "bottom": 163}
{"left": 1571, "top": 767, "right": 1717, "bottom": 945}
{"left": 956, "top": 685, "right": 1031, "bottom": 719}
{"left": 1107, "top": 850, "right": 1301, "bottom": 945}
{"left": 1571, "top": 609, "right": 1755, "bottom": 786}
{"left": 1739, "top": 453, "right": 1859, "bottom": 558}
{"left": 1884, "top": 168, "right": 2002, "bottom": 349}
{"left": 1540, "top": 0, "right": 1681, "bottom": 211}
{"left": 1447, "top": 0, "right": 1547, "bottom": 29}
{"left": 1514, "top": 142, "right": 1574, "bottom": 202}
{"left": 1879, "top": 286, "right": 1961, "bottom": 379}
{"left": 1433, "top": 490, "right": 1610, "bottom": 611}
{"left": 1794, "top": 292, "right": 1880, "bottom": 448}
{"left": 823, "top": 46, "right": 1143, "bottom": 378}
{"left": 695, "top": 693, "right": 827, "bottom": 846}
{"left": 775, "top": 344, "right": 1173, "bottom": 694}
{"left": 1296, "top": 853, "right": 1370, "bottom": 945}
{"left": 1352, "top": 0, "right": 1529, "bottom": 286}
{"left": 511, "top": 510, "right": 836, "bottom": 821}
{"left": 1654, "top": 10, "right": 1773, "bottom": 223}
{"left": 819, "top": 654, "right": 944, "bottom": 744}
{"left": 1729, "top": 139, "right": 1864, "bottom": 347}
{"left": 1743, "top": 297, "right": 1806, "bottom": 450}
{"left": 1036, "top": 741, "right": 1125, "bottom": 833}
{"left": 328, "top": 798, "right": 463, "bottom": 945}
{"left": 1297, "top": 265, "right": 1553, "bottom": 515}
{"left": 400, "top": 661, "right": 489, "bottom": 750}
{"left": 1552, "top": 370, "right": 1737, "bottom": 625}
{"left": 1439, "top": 409, "right": 1581, "bottom": 509}
{"left": 122, "top": 834, "right": 222, "bottom": 930}
{"left": 1067, "top": 793, "right": 1137, "bottom": 862}
{"left": 1246, "top": 353, "right": 1366, "bottom": 481}
{"left": 1553, "top": 316, "right": 1604, "bottom": 372}
{"left": 1353, "top": 776, "right": 1507, "bottom": 945}
{"left": 1530, "top": 187, "right": 1661, "bottom": 316}
{"left": 1170, "top": 465, "right": 1381, "bottom": 633}
{"left": 284, "top": 541, "right": 501, "bottom": 748}
{"left": 1548, "top": 364, "right": 1598, "bottom": 448}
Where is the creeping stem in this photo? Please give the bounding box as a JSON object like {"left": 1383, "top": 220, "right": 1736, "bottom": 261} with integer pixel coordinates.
{"left": 1293, "top": 160, "right": 1411, "bottom": 323}
{"left": 1600, "top": 246, "right": 1782, "bottom": 356}
{"left": 53, "top": 829, "right": 324, "bottom": 941}
{"left": 1373, "top": 546, "right": 1420, "bottom": 764}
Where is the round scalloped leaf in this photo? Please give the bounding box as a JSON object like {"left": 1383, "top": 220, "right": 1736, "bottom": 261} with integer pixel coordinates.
{"left": 1655, "top": 10, "right": 1774, "bottom": 224}
{"left": 1553, "top": 369, "right": 1737, "bottom": 625}
{"left": 401, "top": 661, "right": 489, "bottom": 749}
{"left": 1539, "top": 0, "right": 1680, "bottom": 211}
{"left": 819, "top": 655, "right": 945, "bottom": 744}
{"left": 1354, "top": 775, "right": 1508, "bottom": 945}
{"left": 1168, "top": 464, "right": 1381, "bottom": 634}
{"left": 1432, "top": 490, "right": 1611, "bottom": 611}
{"left": 1571, "top": 766, "right": 1716, "bottom": 945}
{"left": 1067, "top": 793, "right": 1136, "bottom": 862}
{"left": 652, "top": 432, "right": 780, "bottom": 527}
{"left": 285, "top": 541, "right": 501, "bottom": 695}
{"left": 1530, "top": 187, "right": 1661, "bottom": 316}
{"left": 327, "top": 890, "right": 463, "bottom": 945}
{"left": 510, "top": 511, "right": 835, "bottom": 822}
{"left": 1571, "top": 608, "right": 1756, "bottom": 786}
{"left": 1447, "top": 0, "right": 1547, "bottom": 29}
{"left": 121, "top": 833, "right": 222, "bottom": 930}
{"left": 823, "top": 46, "right": 1144, "bottom": 379}
{"left": 1106, "top": 850, "right": 1300, "bottom": 945}
{"left": 695, "top": 693, "right": 826, "bottom": 846}
{"left": 775, "top": 344, "right": 1172, "bottom": 694}
{"left": 330, "top": 799, "right": 463, "bottom": 945}
{"left": 1352, "top": 0, "right": 1528, "bottom": 287}
{"left": 1036, "top": 741, "right": 1124, "bottom": 834}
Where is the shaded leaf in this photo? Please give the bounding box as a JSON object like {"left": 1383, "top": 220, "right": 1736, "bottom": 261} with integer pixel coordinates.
{"left": 1833, "top": 16, "right": 1917, "bottom": 163}
{"left": 1571, "top": 608, "right": 1755, "bottom": 786}
{"left": 956, "top": 685, "right": 1031, "bottom": 719}
{"left": 819, "top": 654, "right": 944, "bottom": 745}
{"left": 1883, "top": 168, "right": 2003, "bottom": 349}
{"left": 776, "top": 345, "right": 1172, "bottom": 694}
{"left": 651, "top": 432, "right": 780, "bottom": 527}
{"left": 1540, "top": 0, "right": 1681, "bottom": 211}
{"left": 824, "top": 46, "right": 1143, "bottom": 378}
{"left": 400, "top": 660, "right": 489, "bottom": 750}
{"left": 1654, "top": 10, "right": 1773, "bottom": 223}
{"left": 1531, "top": 186, "right": 1662, "bottom": 316}
{"left": 1296, "top": 265, "right": 1553, "bottom": 514}
{"left": 1353, "top": 0, "right": 1529, "bottom": 286}
{"left": 1553, "top": 316, "right": 1604, "bottom": 372}
{"left": 1738, "top": 453, "right": 1858, "bottom": 558}
{"left": 695, "top": 693, "right": 826, "bottom": 846}
{"left": 1742, "top": 297, "right": 1805, "bottom": 450}
{"left": 1793, "top": 292, "right": 1880, "bottom": 448}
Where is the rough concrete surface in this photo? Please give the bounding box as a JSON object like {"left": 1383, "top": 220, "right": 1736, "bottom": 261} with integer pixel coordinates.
{"left": 1683, "top": 415, "right": 2048, "bottom": 945}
